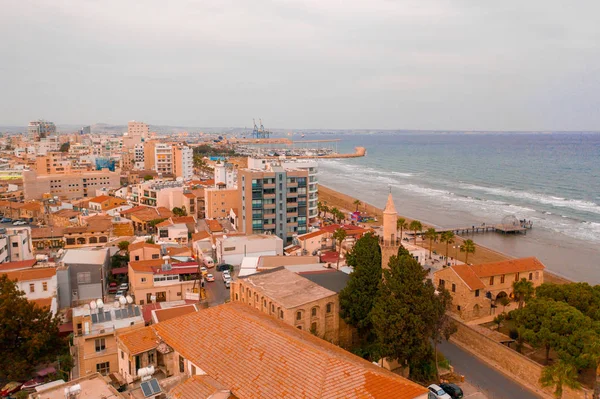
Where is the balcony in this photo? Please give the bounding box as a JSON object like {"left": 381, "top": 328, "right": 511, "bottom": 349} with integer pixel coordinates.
{"left": 263, "top": 183, "right": 276, "bottom": 189}
{"left": 263, "top": 193, "right": 276, "bottom": 199}
{"left": 263, "top": 203, "right": 276, "bottom": 209}
{"left": 263, "top": 223, "right": 276, "bottom": 229}
{"left": 287, "top": 182, "right": 298, "bottom": 188}
{"left": 263, "top": 212, "right": 276, "bottom": 219}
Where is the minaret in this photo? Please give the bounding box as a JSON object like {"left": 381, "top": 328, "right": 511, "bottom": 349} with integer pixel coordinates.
{"left": 381, "top": 190, "right": 399, "bottom": 269}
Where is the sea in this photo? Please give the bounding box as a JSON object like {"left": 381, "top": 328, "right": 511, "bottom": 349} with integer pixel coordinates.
{"left": 293, "top": 132, "right": 600, "bottom": 284}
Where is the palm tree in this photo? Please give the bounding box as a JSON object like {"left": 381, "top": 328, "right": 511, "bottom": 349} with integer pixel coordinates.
{"left": 397, "top": 218, "right": 407, "bottom": 240}
{"left": 336, "top": 209, "right": 345, "bottom": 224}
{"left": 322, "top": 205, "right": 330, "bottom": 221}
{"left": 331, "top": 207, "right": 340, "bottom": 223}
{"left": 513, "top": 278, "right": 534, "bottom": 309}
{"left": 353, "top": 199, "right": 361, "bottom": 212}
{"left": 540, "top": 360, "right": 581, "bottom": 399}
{"left": 440, "top": 231, "right": 455, "bottom": 265}
{"left": 409, "top": 220, "right": 423, "bottom": 245}
{"left": 332, "top": 228, "right": 347, "bottom": 270}
{"left": 317, "top": 201, "right": 323, "bottom": 218}
{"left": 424, "top": 228, "right": 438, "bottom": 259}
{"left": 459, "top": 239, "right": 476, "bottom": 264}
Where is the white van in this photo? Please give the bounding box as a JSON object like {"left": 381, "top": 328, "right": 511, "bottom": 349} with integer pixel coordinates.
{"left": 203, "top": 256, "right": 215, "bottom": 268}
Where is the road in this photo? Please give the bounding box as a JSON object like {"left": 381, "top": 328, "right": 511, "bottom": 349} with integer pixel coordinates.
{"left": 204, "top": 268, "right": 231, "bottom": 306}
{"left": 439, "top": 340, "right": 542, "bottom": 399}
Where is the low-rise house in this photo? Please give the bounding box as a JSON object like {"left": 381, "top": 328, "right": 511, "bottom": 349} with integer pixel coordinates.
{"left": 433, "top": 257, "right": 546, "bottom": 320}
{"left": 129, "top": 241, "right": 162, "bottom": 261}
{"left": 30, "top": 373, "right": 125, "bottom": 399}
{"left": 121, "top": 206, "right": 172, "bottom": 234}
{"left": 31, "top": 226, "right": 65, "bottom": 250}
{"left": 171, "top": 216, "right": 197, "bottom": 234}
{"left": 72, "top": 300, "right": 145, "bottom": 378}
{"left": 49, "top": 208, "right": 81, "bottom": 227}
{"left": 1, "top": 266, "right": 58, "bottom": 316}
{"left": 215, "top": 234, "right": 283, "bottom": 266}
{"left": 156, "top": 222, "right": 188, "bottom": 245}
{"left": 19, "top": 201, "right": 44, "bottom": 222}
{"left": 63, "top": 216, "right": 112, "bottom": 248}
{"left": 2, "top": 227, "right": 34, "bottom": 263}
{"left": 128, "top": 258, "right": 200, "bottom": 305}
{"left": 59, "top": 248, "right": 110, "bottom": 306}
{"left": 88, "top": 195, "right": 128, "bottom": 211}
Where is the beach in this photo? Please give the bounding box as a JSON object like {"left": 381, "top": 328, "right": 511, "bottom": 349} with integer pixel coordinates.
{"left": 319, "top": 185, "right": 569, "bottom": 285}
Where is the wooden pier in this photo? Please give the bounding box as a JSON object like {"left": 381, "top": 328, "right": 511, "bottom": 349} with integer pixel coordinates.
{"left": 410, "top": 222, "right": 532, "bottom": 237}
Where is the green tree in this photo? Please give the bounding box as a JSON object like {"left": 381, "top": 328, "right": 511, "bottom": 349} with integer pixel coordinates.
{"left": 322, "top": 205, "right": 330, "bottom": 221}
{"left": 513, "top": 278, "right": 535, "bottom": 309}
{"left": 540, "top": 360, "right": 581, "bottom": 399}
{"left": 339, "top": 233, "right": 382, "bottom": 360}
{"left": 440, "top": 231, "right": 455, "bottom": 265}
{"left": 371, "top": 252, "right": 443, "bottom": 380}
{"left": 118, "top": 241, "right": 130, "bottom": 251}
{"left": 431, "top": 287, "right": 456, "bottom": 380}
{"left": 493, "top": 314, "right": 505, "bottom": 330}
{"left": 143, "top": 175, "right": 153, "bottom": 181}
{"left": 353, "top": 199, "right": 361, "bottom": 212}
{"left": 172, "top": 207, "right": 187, "bottom": 217}
{"left": 317, "top": 201, "right": 324, "bottom": 218}
{"left": 459, "top": 239, "right": 476, "bottom": 264}
{"left": 536, "top": 282, "right": 600, "bottom": 321}
{"left": 396, "top": 218, "right": 407, "bottom": 240}
{"left": 499, "top": 296, "right": 511, "bottom": 313}
{"left": 332, "top": 228, "right": 348, "bottom": 270}
{"left": 424, "top": 228, "right": 438, "bottom": 259}
{"left": 0, "top": 275, "right": 65, "bottom": 380}
{"left": 409, "top": 220, "right": 423, "bottom": 245}
{"left": 59, "top": 142, "right": 70, "bottom": 152}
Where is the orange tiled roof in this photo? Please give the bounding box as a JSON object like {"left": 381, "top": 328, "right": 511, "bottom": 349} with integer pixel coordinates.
{"left": 30, "top": 297, "right": 53, "bottom": 309}
{"left": 118, "top": 326, "right": 159, "bottom": 355}
{"left": 183, "top": 192, "right": 196, "bottom": 199}
{"left": 20, "top": 202, "right": 43, "bottom": 211}
{"left": 470, "top": 257, "right": 545, "bottom": 277}
{"left": 128, "top": 241, "right": 162, "bottom": 252}
{"left": 191, "top": 231, "right": 210, "bottom": 242}
{"left": 206, "top": 219, "right": 223, "bottom": 232}
{"left": 31, "top": 227, "right": 65, "bottom": 239}
{"left": 153, "top": 304, "right": 197, "bottom": 323}
{"left": 450, "top": 265, "right": 485, "bottom": 291}
{"left": 129, "top": 259, "right": 164, "bottom": 273}
{"left": 153, "top": 302, "right": 428, "bottom": 399}
{"left": 2, "top": 267, "right": 56, "bottom": 282}
{"left": 171, "top": 216, "right": 195, "bottom": 224}
{"left": 0, "top": 259, "right": 37, "bottom": 271}
{"left": 166, "top": 247, "right": 191, "bottom": 257}
{"left": 89, "top": 195, "right": 112, "bottom": 203}
{"left": 169, "top": 375, "right": 228, "bottom": 399}
{"left": 297, "top": 230, "right": 326, "bottom": 241}
{"left": 156, "top": 220, "right": 173, "bottom": 228}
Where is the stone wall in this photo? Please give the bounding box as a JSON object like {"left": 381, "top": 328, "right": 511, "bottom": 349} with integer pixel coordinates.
{"left": 451, "top": 317, "right": 591, "bottom": 399}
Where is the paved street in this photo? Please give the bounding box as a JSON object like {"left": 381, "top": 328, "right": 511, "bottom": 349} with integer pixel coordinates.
{"left": 439, "top": 340, "right": 542, "bottom": 399}
{"left": 204, "top": 268, "right": 231, "bottom": 306}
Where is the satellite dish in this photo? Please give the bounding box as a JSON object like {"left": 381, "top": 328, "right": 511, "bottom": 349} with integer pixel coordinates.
{"left": 119, "top": 296, "right": 127, "bottom": 305}
{"left": 96, "top": 299, "right": 104, "bottom": 309}
{"left": 114, "top": 301, "right": 120, "bottom": 308}
{"left": 89, "top": 300, "right": 97, "bottom": 310}
{"left": 150, "top": 295, "right": 156, "bottom": 302}
{"left": 126, "top": 295, "right": 133, "bottom": 304}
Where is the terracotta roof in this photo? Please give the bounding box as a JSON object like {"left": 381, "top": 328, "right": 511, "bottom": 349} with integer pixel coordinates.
{"left": 166, "top": 247, "right": 191, "bottom": 257}
{"left": 154, "top": 302, "right": 428, "bottom": 399}
{"left": 20, "top": 202, "right": 43, "bottom": 211}
{"left": 169, "top": 375, "right": 229, "bottom": 399}
{"left": 171, "top": 216, "right": 195, "bottom": 224}
{"left": 2, "top": 267, "right": 56, "bottom": 282}
{"left": 206, "top": 219, "right": 222, "bottom": 232}
{"left": 51, "top": 209, "right": 80, "bottom": 218}
{"left": 156, "top": 220, "right": 173, "bottom": 228}
{"left": 118, "top": 326, "right": 159, "bottom": 355}
{"left": 129, "top": 259, "right": 164, "bottom": 273}
{"left": 191, "top": 231, "right": 210, "bottom": 242}
{"left": 120, "top": 205, "right": 148, "bottom": 215}
{"left": 30, "top": 297, "right": 53, "bottom": 309}
{"left": 183, "top": 192, "right": 196, "bottom": 199}
{"left": 153, "top": 304, "right": 197, "bottom": 323}
{"left": 128, "top": 241, "right": 162, "bottom": 252}
{"left": 450, "top": 265, "right": 486, "bottom": 291}
{"left": 0, "top": 259, "right": 37, "bottom": 271}
{"left": 470, "top": 257, "right": 545, "bottom": 277}
{"left": 297, "top": 230, "right": 326, "bottom": 241}
{"left": 157, "top": 207, "right": 173, "bottom": 218}
{"left": 31, "top": 227, "right": 65, "bottom": 239}
{"left": 89, "top": 195, "right": 112, "bottom": 203}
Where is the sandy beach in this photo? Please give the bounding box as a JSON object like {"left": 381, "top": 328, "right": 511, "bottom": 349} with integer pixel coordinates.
{"left": 318, "top": 185, "right": 568, "bottom": 285}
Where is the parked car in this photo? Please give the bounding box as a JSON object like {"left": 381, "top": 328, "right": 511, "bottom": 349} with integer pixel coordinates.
{"left": 108, "top": 282, "right": 118, "bottom": 294}
{"left": 115, "top": 290, "right": 125, "bottom": 298}
{"left": 427, "top": 384, "right": 451, "bottom": 399}
{"left": 222, "top": 271, "right": 231, "bottom": 282}
{"left": 225, "top": 280, "right": 231, "bottom": 289}
{"left": 206, "top": 274, "right": 215, "bottom": 282}
{"left": 119, "top": 283, "right": 129, "bottom": 291}
{"left": 216, "top": 263, "right": 232, "bottom": 272}
{"left": 1, "top": 381, "right": 23, "bottom": 396}
{"left": 200, "top": 266, "right": 208, "bottom": 276}
{"left": 439, "top": 383, "right": 463, "bottom": 399}
{"left": 13, "top": 220, "right": 28, "bottom": 225}
{"left": 0, "top": 217, "right": 12, "bottom": 223}
{"left": 203, "top": 256, "right": 215, "bottom": 268}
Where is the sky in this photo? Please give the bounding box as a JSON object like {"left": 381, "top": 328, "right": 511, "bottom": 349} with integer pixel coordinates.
{"left": 1, "top": 0, "right": 599, "bottom": 131}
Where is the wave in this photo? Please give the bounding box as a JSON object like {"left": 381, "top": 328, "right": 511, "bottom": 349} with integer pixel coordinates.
{"left": 459, "top": 184, "right": 600, "bottom": 215}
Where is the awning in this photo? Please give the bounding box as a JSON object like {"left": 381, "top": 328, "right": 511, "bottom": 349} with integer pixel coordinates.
{"left": 36, "top": 367, "right": 56, "bottom": 377}
{"left": 111, "top": 267, "right": 128, "bottom": 275}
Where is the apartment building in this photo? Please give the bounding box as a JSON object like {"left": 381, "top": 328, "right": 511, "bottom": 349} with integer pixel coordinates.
{"left": 1, "top": 267, "right": 58, "bottom": 316}
{"left": 28, "top": 120, "right": 56, "bottom": 141}
{"left": 143, "top": 142, "right": 192, "bottom": 179}
{"left": 72, "top": 301, "right": 145, "bottom": 378}
{"left": 23, "top": 169, "right": 121, "bottom": 200}
{"left": 0, "top": 227, "right": 34, "bottom": 263}
{"left": 128, "top": 120, "right": 149, "bottom": 139}
{"left": 239, "top": 164, "right": 309, "bottom": 243}
{"left": 173, "top": 144, "right": 193, "bottom": 180}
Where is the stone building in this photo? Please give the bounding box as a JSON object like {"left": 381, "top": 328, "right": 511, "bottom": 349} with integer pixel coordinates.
{"left": 230, "top": 267, "right": 352, "bottom": 347}
{"left": 433, "top": 257, "right": 546, "bottom": 321}
{"left": 380, "top": 192, "right": 400, "bottom": 269}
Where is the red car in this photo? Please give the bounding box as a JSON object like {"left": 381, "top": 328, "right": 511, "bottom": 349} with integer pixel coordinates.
{"left": 1, "top": 381, "right": 22, "bottom": 396}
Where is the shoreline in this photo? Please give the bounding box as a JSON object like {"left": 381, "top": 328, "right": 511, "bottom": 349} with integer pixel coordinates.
{"left": 318, "top": 185, "right": 570, "bottom": 285}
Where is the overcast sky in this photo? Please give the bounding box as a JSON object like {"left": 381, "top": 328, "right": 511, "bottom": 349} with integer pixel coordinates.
{"left": 1, "top": 0, "right": 599, "bottom": 130}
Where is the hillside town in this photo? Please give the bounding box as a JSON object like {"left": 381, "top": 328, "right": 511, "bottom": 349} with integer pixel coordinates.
{"left": 0, "top": 121, "right": 596, "bottom": 399}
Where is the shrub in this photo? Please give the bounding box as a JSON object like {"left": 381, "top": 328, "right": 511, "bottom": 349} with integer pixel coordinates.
{"left": 509, "top": 328, "right": 519, "bottom": 340}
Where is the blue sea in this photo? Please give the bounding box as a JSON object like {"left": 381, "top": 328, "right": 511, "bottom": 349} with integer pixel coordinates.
{"left": 292, "top": 132, "right": 600, "bottom": 283}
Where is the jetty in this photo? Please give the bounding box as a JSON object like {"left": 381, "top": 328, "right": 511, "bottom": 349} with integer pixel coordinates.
{"left": 410, "top": 218, "right": 533, "bottom": 237}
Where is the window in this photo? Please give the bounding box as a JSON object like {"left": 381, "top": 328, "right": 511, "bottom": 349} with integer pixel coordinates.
{"left": 457, "top": 305, "right": 461, "bottom": 311}
{"left": 135, "top": 255, "right": 140, "bottom": 261}
{"left": 489, "top": 276, "right": 494, "bottom": 285}
{"left": 148, "top": 351, "right": 155, "bottom": 364}
{"left": 29, "top": 283, "right": 35, "bottom": 293}
{"left": 326, "top": 303, "right": 332, "bottom": 313}
{"left": 515, "top": 273, "right": 519, "bottom": 282}
{"left": 296, "top": 311, "right": 302, "bottom": 321}
{"left": 95, "top": 338, "right": 106, "bottom": 352}
{"left": 451, "top": 283, "right": 456, "bottom": 293}
{"left": 12, "top": 242, "right": 18, "bottom": 248}
{"left": 297, "top": 326, "right": 302, "bottom": 330}
{"left": 311, "top": 322, "right": 317, "bottom": 333}
{"left": 475, "top": 289, "right": 480, "bottom": 297}
{"left": 77, "top": 272, "right": 92, "bottom": 284}
{"left": 279, "top": 309, "right": 283, "bottom": 319}
{"left": 179, "top": 355, "right": 185, "bottom": 373}
{"left": 121, "top": 351, "right": 124, "bottom": 359}
{"left": 535, "top": 271, "right": 539, "bottom": 280}
{"left": 42, "top": 282, "right": 48, "bottom": 291}
{"left": 152, "top": 254, "right": 159, "bottom": 259}
{"left": 500, "top": 275, "right": 505, "bottom": 284}
{"left": 439, "top": 279, "right": 445, "bottom": 287}
{"left": 96, "top": 362, "right": 110, "bottom": 376}
{"left": 311, "top": 307, "right": 317, "bottom": 317}
{"left": 529, "top": 272, "right": 533, "bottom": 281}
{"left": 271, "top": 304, "right": 275, "bottom": 312}
{"left": 141, "top": 277, "right": 147, "bottom": 283}
{"left": 235, "top": 293, "right": 239, "bottom": 301}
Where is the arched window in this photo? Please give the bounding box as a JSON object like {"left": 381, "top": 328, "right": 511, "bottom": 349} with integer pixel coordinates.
{"left": 76, "top": 237, "right": 86, "bottom": 245}
{"left": 296, "top": 310, "right": 303, "bottom": 321}
{"left": 99, "top": 236, "right": 108, "bottom": 243}
{"left": 88, "top": 236, "right": 98, "bottom": 244}
{"left": 311, "top": 307, "right": 318, "bottom": 317}
{"left": 326, "top": 302, "right": 333, "bottom": 314}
